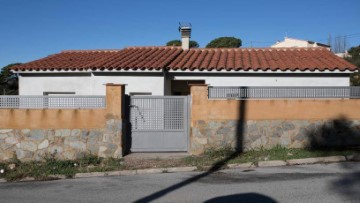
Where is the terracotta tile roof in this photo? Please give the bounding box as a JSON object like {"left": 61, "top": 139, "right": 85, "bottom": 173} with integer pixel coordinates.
{"left": 12, "top": 47, "right": 357, "bottom": 72}
{"left": 12, "top": 50, "right": 122, "bottom": 71}
{"left": 12, "top": 47, "right": 182, "bottom": 71}
{"left": 168, "top": 48, "right": 357, "bottom": 72}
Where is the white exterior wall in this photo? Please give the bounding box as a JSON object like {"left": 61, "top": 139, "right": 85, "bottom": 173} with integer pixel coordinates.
{"left": 19, "top": 73, "right": 165, "bottom": 95}
{"left": 172, "top": 75, "right": 350, "bottom": 87}
{"left": 19, "top": 74, "right": 93, "bottom": 95}
{"left": 18, "top": 72, "right": 350, "bottom": 96}
{"left": 92, "top": 74, "right": 164, "bottom": 95}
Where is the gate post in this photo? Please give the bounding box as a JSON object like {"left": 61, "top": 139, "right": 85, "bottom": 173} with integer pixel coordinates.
{"left": 105, "top": 83, "right": 126, "bottom": 158}
{"left": 189, "top": 84, "right": 209, "bottom": 155}
{"left": 106, "top": 83, "right": 125, "bottom": 120}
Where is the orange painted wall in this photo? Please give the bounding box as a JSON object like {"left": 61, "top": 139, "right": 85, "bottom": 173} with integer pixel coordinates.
{"left": 191, "top": 85, "right": 360, "bottom": 121}
{"left": 0, "top": 84, "right": 124, "bottom": 129}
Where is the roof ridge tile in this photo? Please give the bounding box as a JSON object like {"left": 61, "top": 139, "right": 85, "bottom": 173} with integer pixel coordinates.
{"left": 61, "top": 49, "right": 122, "bottom": 53}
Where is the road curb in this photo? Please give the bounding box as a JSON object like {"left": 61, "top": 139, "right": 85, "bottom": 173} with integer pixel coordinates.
{"left": 286, "top": 156, "right": 346, "bottom": 165}
{"left": 75, "top": 172, "right": 106, "bottom": 178}
{"left": 346, "top": 154, "right": 360, "bottom": 161}
{"left": 258, "top": 160, "right": 287, "bottom": 167}
{"left": 163, "top": 166, "right": 197, "bottom": 173}
{"left": 323, "top": 156, "right": 346, "bottom": 163}
{"left": 75, "top": 166, "right": 197, "bottom": 179}
{"left": 2, "top": 154, "right": 358, "bottom": 182}
{"left": 136, "top": 168, "right": 165, "bottom": 175}
{"left": 18, "top": 177, "right": 35, "bottom": 182}
{"left": 48, "top": 175, "right": 67, "bottom": 179}
{"left": 227, "top": 162, "right": 255, "bottom": 169}
{"left": 107, "top": 170, "right": 137, "bottom": 176}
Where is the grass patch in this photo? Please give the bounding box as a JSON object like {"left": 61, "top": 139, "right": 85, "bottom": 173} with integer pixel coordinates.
{"left": 0, "top": 153, "right": 124, "bottom": 182}
{"left": 180, "top": 145, "right": 360, "bottom": 169}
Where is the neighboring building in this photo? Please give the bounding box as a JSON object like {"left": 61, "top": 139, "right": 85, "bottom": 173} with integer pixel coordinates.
{"left": 272, "top": 37, "right": 331, "bottom": 50}
{"left": 335, "top": 51, "right": 350, "bottom": 58}
{"left": 12, "top": 29, "right": 357, "bottom": 96}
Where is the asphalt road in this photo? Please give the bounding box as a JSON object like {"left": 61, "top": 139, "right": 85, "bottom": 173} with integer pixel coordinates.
{"left": 0, "top": 162, "right": 359, "bottom": 203}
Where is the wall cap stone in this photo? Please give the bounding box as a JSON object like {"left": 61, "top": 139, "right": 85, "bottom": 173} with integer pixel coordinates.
{"left": 188, "top": 84, "right": 208, "bottom": 87}
{"left": 105, "top": 83, "right": 126, "bottom": 86}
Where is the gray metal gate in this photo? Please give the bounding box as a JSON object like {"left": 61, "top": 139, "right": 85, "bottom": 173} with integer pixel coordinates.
{"left": 129, "top": 96, "right": 190, "bottom": 152}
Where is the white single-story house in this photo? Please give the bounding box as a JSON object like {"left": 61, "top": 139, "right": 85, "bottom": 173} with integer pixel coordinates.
{"left": 12, "top": 28, "right": 357, "bottom": 96}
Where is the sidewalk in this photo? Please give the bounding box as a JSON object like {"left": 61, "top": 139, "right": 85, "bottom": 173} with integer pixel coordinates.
{"left": 75, "top": 154, "right": 360, "bottom": 179}
{"left": 2, "top": 154, "right": 358, "bottom": 183}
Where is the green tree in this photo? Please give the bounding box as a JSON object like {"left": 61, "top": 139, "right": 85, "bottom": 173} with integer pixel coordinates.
{"left": 345, "top": 45, "right": 360, "bottom": 86}
{"left": 0, "top": 63, "right": 21, "bottom": 95}
{"left": 166, "top": 40, "right": 199, "bottom": 48}
{"left": 346, "top": 45, "right": 360, "bottom": 67}
{"left": 166, "top": 40, "right": 181, "bottom": 46}
{"left": 206, "top": 37, "right": 242, "bottom": 48}
{"left": 189, "top": 41, "right": 199, "bottom": 48}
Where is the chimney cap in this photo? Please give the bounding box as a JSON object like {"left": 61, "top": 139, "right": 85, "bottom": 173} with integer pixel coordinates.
{"left": 179, "top": 22, "right": 192, "bottom": 31}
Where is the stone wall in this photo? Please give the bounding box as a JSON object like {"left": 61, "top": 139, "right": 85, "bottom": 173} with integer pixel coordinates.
{"left": 0, "top": 119, "right": 123, "bottom": 161}
{"left": 191, "top": 119, "right": 360, "bottom": 154}
{"left": 190, "top": 84, "right": 360, "bottom": 155}
{"left": 0, "top": 84, "right": 125, "bottom": 161}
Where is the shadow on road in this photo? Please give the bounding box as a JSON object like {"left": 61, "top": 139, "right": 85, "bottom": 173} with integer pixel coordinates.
{"left": 330, "top": 169, "right": 360, "bottom": 200}
{"left": 330, "top": 162, "right": 360, "bottom": 200}
{"left": 134, "top": 99, "right": 247, "bottom": 203}
{"left": 204, "top": 192, "right": 277, "bottom": 203}
{"left": 305, "top": 116, "right": 360, "bottom": 200}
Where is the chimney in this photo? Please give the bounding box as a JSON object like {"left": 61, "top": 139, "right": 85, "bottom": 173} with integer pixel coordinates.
{"left": 179, "top": 23, "right": 191, "bottom": 50}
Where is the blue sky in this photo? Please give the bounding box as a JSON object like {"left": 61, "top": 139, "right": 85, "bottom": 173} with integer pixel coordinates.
{"left": 1, "top": 0, "right": 359, "bottom": 68}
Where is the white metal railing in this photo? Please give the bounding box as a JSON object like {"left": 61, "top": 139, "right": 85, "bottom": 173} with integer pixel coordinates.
{"left": 208, "top": 86, "right": 360, "bottom": 99}
{"left": 0, "top": 96, "right": 106, "bottom": 109}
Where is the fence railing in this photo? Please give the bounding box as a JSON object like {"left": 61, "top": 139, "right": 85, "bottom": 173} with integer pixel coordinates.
{"left": 208, "top": 86, "right": 360, "bottom": 99}
{"left": 0, "top": 96, "right": 106, "bottom": 109}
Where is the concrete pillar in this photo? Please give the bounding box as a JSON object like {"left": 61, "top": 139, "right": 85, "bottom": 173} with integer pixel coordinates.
{"left": 189, "top": 84, "right": 209, "bottom": 155}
